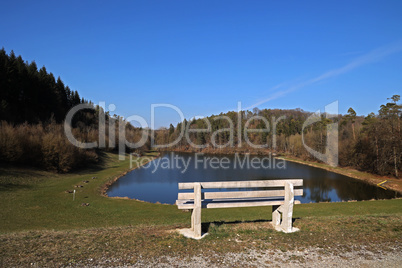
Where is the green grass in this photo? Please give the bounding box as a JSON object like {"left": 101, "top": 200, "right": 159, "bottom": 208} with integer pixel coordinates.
{"left": 1, "top": 152, "right": 401, "bottom": 233}
{"left": 0, "top": 152, "right": 188, "bottom": 233}
{"left": 0, "top": 152, "right": 401, "bottom": 266}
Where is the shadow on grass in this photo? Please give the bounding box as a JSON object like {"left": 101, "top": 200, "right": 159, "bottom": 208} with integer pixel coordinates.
{"left": 202, "top": 218, "right": 301, "bottom": 233}
{"left": 0, "top": 182, "right": 34, "bottom": 191}
{"left": 0, "top": 167, "right": 48, "bottom": 191}
{"left": 70, "top": 150, "right": 114, "bottom": 175}
{"left": 0, "top": 150, "right": 113, "bottom": 177}
{"left": 0, "top": 151, "right": 115, "bottom": 191}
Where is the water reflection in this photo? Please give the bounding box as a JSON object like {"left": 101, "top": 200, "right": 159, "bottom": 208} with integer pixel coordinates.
{"left": 107, "top": 152, "right": 400, "bottom": 204}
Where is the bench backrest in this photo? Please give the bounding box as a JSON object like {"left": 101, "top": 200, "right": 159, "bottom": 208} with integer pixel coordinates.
{"left": 177, "top": 179, "right": 303, "bottom": 203}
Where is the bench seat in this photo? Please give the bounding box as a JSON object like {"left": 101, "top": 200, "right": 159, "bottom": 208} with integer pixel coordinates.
{"left": 176, "top": 179, "right": 303, "bottom": 239}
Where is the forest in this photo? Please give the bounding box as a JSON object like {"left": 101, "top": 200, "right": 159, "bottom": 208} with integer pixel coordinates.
{"left": 0, "top": 49, "right": 146, "bottom": 172}
{"left": 0, "top": 49, "right": 401, "bottom": 177}
{"left": 154, "top": 95, "right": 401, "bottom": 178}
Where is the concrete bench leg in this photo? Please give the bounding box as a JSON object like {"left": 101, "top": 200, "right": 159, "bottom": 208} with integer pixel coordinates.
{"left": 193, "top": 183, "right": 202, "bottom": 238}
{"left": 191, "top": 209, "right": 194, "bottom": 231}
{"left": 271, "top": 182, "right": 299, "bottom": 233}
{"left": 178, "top": 183, "right": 207, "bottom": 239}
{"left": 281, "top": 182, "right": 294, "bottom": 232}
{"left": 272, "top": 205, "right": 281, "bottom": 227}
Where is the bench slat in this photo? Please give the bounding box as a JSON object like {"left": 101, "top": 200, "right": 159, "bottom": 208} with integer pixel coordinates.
{"left": 178, "top": 189, "right": 303, "bottom": 200}
{"left": 178, "top": 179, "right": 303, "bottom": 189}
{"left": 177, "top": 199, "right": 301, "bottom": 209}
{"left": 177, "top": 196, "right": 282, "bottom": 204}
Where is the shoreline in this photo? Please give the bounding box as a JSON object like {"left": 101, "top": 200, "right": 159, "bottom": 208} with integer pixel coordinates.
{"left": 100, "top": 153, "right": 160, "bottom": 198}
{"left": 277, "top": 155, "right": 402, "bottom": 194}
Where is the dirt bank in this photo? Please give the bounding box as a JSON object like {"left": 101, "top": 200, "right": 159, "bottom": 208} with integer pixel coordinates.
{"left": 277, "top": 155, "right": 402, "bottom": 194}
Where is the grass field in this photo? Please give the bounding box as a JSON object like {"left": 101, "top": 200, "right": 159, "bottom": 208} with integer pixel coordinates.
{"left": 1, "top": 152, "right": 401, "bottom": 233}
{"left": 0, "top": 152, "right": 401, "bottom": 266}
{"left": 0, "top": 152, "right": 188, "bottom": 232}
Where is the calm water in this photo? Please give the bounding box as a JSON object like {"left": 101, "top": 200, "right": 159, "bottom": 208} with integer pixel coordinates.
{"left": 107, "top": 152, "right": 400, "bottom": 204}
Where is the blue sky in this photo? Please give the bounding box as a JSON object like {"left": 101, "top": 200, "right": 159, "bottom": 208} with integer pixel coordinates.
{"left": 1, "top": 1, "right": 402, "bottom": 128}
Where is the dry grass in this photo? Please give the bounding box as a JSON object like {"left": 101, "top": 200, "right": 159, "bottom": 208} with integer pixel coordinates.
{"left": 0, "top": 214, "right": 400, "bottom": 266}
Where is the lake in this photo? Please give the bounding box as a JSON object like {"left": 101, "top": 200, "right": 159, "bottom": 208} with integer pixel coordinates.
{"left": 107, "top": 152, "right": 400, "bottom": 204}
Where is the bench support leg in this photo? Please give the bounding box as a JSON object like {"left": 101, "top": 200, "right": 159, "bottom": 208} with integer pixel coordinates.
{"left": 271, "top": 182, "right": 299, "bottom": 233}
{"left": 272, "top": 205, "right": 281, "bottom": 227}
{"left": 178, "top": 183, "right": 207, "bottom": 239}
{"left": 281, "top": 182, "right": 294, "bottom": 232}
{"left": 191, "top": 209, "right": 194, "bottom": 231}
{"left": 193, "top": 183, "right": 202, "bottom": 238}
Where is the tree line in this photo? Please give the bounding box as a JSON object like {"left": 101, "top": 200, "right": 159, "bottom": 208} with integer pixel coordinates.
{"left": 0, "top": 48, "right": 87, "bottom": 124}
{"left": 154, "top": 97, "right": 401, "bottom": 178}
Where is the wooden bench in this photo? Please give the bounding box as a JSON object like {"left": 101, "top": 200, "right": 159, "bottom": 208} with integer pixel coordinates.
{"left": 176, "top": 179, "right": 303, "bottom": 239}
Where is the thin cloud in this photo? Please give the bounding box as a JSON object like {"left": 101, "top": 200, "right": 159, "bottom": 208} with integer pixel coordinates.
{"left": 246, "top": 41, "right": 402, "bottom": 110}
